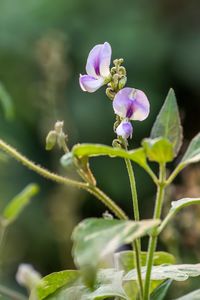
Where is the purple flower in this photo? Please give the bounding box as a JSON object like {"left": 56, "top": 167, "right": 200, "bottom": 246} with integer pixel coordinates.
{"left": 79, "top": 42, "right": 112, "bottom": 93}
{"left": 116, "top": 120, "right": 133, "bottom": 139}
{"left": 113, "top": 87, "right": 150, "bottom": 121}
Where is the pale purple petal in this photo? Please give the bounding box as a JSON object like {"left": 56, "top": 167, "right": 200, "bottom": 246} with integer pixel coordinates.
{"left": 99, "top": 42, "right": 112, "bottom": 77}
{"left": 85, "top": 42, "right": 111, "bottom": 79}
{"left": 129, "top": 89, "right": 150, "bottom": 121}
{"left": 113, "top": 87, "right": 150, "bottom": 121}
{"left": 113, "top": 88, "right": 134, "bottom": 118}
{"left": 79, "top": 75, "right": 104, "bottom": 93}
{"left": 86, "top": 44, "right": 102, "bottom": 78}
{"left": 116, "top": 121, "right": 133, "bottom": 139}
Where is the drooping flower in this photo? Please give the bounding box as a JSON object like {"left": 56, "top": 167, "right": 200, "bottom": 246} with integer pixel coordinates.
{"left": 79, "top": 42, "right": 112, "bottom": 93}
{"left": 113, "top": 87, "right": 150, "bottom": 121}
{"left": 116, "top": 120, "right": 133, "bottom": 139}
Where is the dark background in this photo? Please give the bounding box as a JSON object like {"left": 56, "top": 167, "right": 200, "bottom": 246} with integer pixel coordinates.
{"left": 0, "top": 0, "right": 199, "bottom": 298}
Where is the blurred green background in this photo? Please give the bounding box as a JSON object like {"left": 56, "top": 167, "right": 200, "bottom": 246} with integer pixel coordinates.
{"left": 0, "top": 0, "right": 200, "bottom": 298}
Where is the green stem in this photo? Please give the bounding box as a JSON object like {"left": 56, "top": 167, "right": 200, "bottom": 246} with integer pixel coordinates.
{"left": 124, "top": 157, "right": 143, "bottom": 299}
{"left": 125, "top": 158, "right": 140, "bottom": 222}
{"left": 143, "top": 163, "right": 166, "bottom": 300}
{"left": 0, "top": 139, "right": 87, "bottom": 190}
{"left": 0, "top": 284, "right": 27, "bottom": 300}
{"left": 0, "top": 139, "right": 127, "bottom": 220}
{"left": 157, "top": 211, "right": 174, "bottom": 235}
{"left": 88, "top": 186, "right": 128, "bottom": 220}
{"left": 165, "top": 163, "right": 185, "bottom": 186}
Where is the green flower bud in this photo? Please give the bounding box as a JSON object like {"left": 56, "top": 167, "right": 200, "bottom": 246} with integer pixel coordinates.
{"left": 118, "top": 76, "right": 127, "bottom": 90}
{"left": 45, "top": 130, "right": 57, "bottom": 151}
{"left": 106, "top": 87, "right": 115, "bottom": 100}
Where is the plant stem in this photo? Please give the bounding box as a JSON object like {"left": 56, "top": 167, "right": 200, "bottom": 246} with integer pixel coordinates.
{"left": 0, "top": 284, "right": 27, "bottom": 300}
{"left": 165, "top": 163, "right": 184, "bottom": 186}
{"left": 0, "top": 139, "right": 127, "bottom": 220}
{"left": 88, "top": 186, "right": 128, "bottom": 220}
{"left": 0, "top": 139, "right": 87, "bottom": 189}
{"left": 124, "top": 156, "right": 143, "bottom": 299}
{"left": 143, "top": 163, "right": 166, "bottom": 300}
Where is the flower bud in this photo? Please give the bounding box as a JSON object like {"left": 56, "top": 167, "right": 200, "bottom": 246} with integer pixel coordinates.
{"left": 60, "top": 152, "right": 74, "bottom": 169}
{"left": 105, "top": 87, "right": 115, "bottom": 100}
{"left": 45, "top": 130, "right": 57, "bottom": 150}
{"left": 16, "top": 264, "right": 41, "bottom": 291}
{"left": 118, "top": 76, "right": 127, "bottom": 90}
{"left": 116, "top": 120, "right": 133, "bottom": 140}
{"left": 55, "top": 121, "right": 64, "bottom": 134}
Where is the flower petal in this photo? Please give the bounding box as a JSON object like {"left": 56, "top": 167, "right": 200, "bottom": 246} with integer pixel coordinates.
{"left": 86, "top": 44, "right": 102, "bottom": 78}
{"left": 79, "top": 74, "right": 104, "bottom": 93}
{"left": 113, "top": 87, "right": 150, "bottom": 121}
{"left": 116, "top": 121, "right": 133, "bottom": 139}
{"left": 113, "top": 88, "right": 134, "bottom": 118}
{"left": 85, "top": 42, "right": 111, "bottom": 79}
{"left": 99, "top": 42, "right": 112, "bottom": 77}
{"left": 130, "top": 89, "right": 150, "bottom": 121}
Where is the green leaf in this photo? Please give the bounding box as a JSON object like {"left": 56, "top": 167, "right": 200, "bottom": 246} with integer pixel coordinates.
{"left": 114, "top": 251, "right": 175, "bottom": 300}
{"left": 34, "top": 269, "right": 127, "bottom": 300}
{"left": 35, "top": 270, "right": 80, "bottom": 300}
{"left": 159, "top": 197, "right": 200, "bottom": 232}
{"left": 150, "top": 279, "right": 172, "bottom": 300}
{"left": 142, "top": 137, "right": 174, "bottom": 163}
{"left": 171, "top": 197, "right": 200, "bottom": 212}
{"left": 125, "top": 263, "right": 200, "bottom": 281}
{"left": 180, "top": 133, "right": 200, "bottom": 166}
{"left": 115, "top": 251, "right": 175, "bottom": 273}
{"left": 72, "top": 218, "right": 160, "bottom": 286}
{"left": 71, "top": 143, "right": 149, "bottom": 172}
{"left": 2, "top": 183, "right": 39, "bottom": 225}
{"left": 173, "top": 289, "right": 200, "bottom": 300}
{"left": 0, "top": 82, "right": 14, "bottom": 121}
{"left": 150, "top": 88, "right": 183, "bottom": 156}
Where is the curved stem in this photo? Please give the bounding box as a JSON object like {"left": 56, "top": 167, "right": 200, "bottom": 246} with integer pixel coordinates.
{"left": 0, "top": 139, "right": 127, "bottom": 220}
{"left": 143, "top": 163, "right": 166, "bottom": 300}
{"left": 0, "top": 139, "right": 88, "bottom": 189}
{"left": 124, "top": 154, "right": 143, "bottom": 299}
{"left": 88, "top": 186, "right": 128, "bottom": 220}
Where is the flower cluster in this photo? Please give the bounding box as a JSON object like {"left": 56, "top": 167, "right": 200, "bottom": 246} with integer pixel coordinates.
{"left": 79, "top": 42, "right": 150, "bottom": 140}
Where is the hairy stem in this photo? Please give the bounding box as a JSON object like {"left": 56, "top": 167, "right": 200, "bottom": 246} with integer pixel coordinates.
{"left": 0, "top": 139, "right": 87, "bottom": 189}
{"left": 124, "top": 154, "right": 143, "bottom": 299}
{"left": 0, "top": 139, "right": 127, "bottom": 220}
{"left": 143, "top": 163, "right": 166, "bottom": 300}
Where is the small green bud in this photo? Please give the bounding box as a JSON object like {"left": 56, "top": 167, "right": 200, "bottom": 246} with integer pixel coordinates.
{"left": 118, "top": 76, "right": 127, "bottom": 90}
{"left": 112, "top": 74, "right": 119, "bottom": 90}
{"left": 111, "top": 66, "right": 117, "bottom": 75}
{"left": 46, "top": 120, "right": 69, "bottom": 152}
{"left": 112, "top": 139, "right": 122, "bottom": 148}
{"left": 45, "top": 130, "right": 57, "bottom": 151}
{"left": 119, "top": 66, "right": 126, "bottom": 76}
{"left": 106, "top": 87, "right": 115, "bottom": 100}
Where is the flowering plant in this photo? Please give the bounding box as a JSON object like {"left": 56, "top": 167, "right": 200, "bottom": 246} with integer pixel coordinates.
{"left": 0, "top": 42, "right": 200, "bottom": 300}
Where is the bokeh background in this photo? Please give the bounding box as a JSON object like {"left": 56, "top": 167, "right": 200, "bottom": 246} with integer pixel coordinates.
{"left": 0, "top": 0, "right": 200, "bottom": 298}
